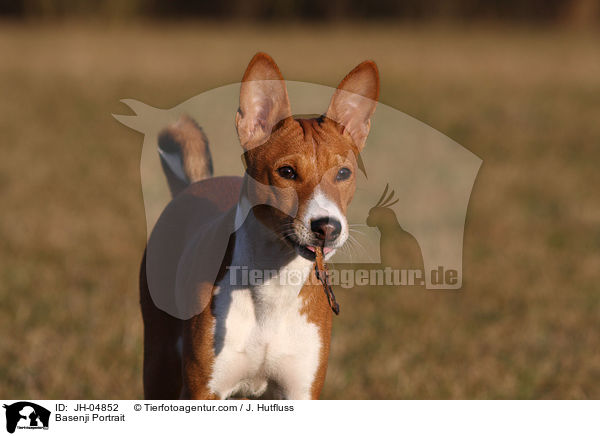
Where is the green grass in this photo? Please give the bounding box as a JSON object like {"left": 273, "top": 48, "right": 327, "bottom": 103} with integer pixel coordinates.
{"left": 1, "top": 21, "right": 599, "bottom": 399}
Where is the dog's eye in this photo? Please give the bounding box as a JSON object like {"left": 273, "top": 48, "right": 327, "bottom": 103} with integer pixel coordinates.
{"left": 277, "top": 166, "right": 297, "bottom": 180}
{"left": 336, "top": 167, "right": 352, "bottom": 181}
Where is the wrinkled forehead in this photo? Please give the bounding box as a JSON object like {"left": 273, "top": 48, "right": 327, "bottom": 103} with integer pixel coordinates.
{"left": 246, "top": 117, "right": 359, "bottom": 168}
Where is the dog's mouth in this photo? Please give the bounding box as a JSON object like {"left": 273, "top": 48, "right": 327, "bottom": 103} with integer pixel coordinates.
{"left": 305, "top": 246, "right": 334, "bottom": 255}
{"left": 284, "top": 235, "right": 335, "bottom": 260}
{"left": 279, "top": 217, "right": 345, "bottom": 261}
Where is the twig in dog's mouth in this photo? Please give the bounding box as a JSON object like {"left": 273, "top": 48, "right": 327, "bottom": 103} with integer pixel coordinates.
{"left": 315, "top": 246, "right": 340, "bottom": 315}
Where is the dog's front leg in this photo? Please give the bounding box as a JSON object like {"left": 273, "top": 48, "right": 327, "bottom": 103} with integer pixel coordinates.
{"left": 179, "top": 313, "right": 219, "bottom": 400}
{"left": 273, "top": 349, "right": 328, "bottom": 400}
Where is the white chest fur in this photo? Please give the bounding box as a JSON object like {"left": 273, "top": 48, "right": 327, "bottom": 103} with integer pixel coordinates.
{"left": 207, "top": 210, "right": 322, "bottom": 400}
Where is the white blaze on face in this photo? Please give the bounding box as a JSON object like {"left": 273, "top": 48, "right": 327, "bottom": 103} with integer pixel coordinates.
{"left": 302, "top": 188, "right": 348, "bottom": 252}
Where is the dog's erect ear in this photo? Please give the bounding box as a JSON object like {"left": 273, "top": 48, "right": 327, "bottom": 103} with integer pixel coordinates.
{"left": 326, "top": 61, "right": 380, "bottom": 150}
{"left": 235, "top": 52, "right": 292, "bottom": 150}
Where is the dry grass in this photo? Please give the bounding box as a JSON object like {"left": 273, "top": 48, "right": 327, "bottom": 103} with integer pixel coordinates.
{"left": 1, "top": 21, "right": 599, "bottom": 399}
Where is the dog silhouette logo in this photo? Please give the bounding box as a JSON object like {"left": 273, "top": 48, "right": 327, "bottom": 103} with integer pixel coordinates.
{"left": 2, "top": 402, "right": 50, "bottom": 433}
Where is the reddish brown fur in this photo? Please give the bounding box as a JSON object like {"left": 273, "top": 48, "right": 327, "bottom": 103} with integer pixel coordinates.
{"left": 299, "top": 276, "right": 334, "bottom": 399}
{"left": 246, "top": 116, "right": 360, "bottom": 233}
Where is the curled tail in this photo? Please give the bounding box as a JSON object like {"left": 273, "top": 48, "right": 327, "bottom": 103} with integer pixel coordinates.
{"left": 158, "top": 115, "right": 213, "bottom": 198}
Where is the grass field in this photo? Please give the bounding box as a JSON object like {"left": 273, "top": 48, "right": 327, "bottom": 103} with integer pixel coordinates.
{"left": 1, "top": 21, "right": 599, "bottom": 399}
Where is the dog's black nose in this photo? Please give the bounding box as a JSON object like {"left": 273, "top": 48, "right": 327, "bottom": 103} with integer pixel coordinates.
{"left": 311, "top": 217, "right": 342, "bottom": 241}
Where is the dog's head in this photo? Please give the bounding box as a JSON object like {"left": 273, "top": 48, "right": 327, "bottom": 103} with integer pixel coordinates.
{"left": 236, "top": 53, "right": 379, "bottom": 260}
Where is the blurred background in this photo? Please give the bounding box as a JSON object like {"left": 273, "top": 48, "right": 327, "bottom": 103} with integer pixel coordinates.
{"left": 1, "top": 0, "right": 599, "bottom": 399}
{"left": 1, "top": 0, "right": 600, "bottom": 25}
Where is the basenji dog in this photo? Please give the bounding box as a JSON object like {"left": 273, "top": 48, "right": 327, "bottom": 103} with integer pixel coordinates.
{"left": 140, "top": 52, "right": 379, "bottom": 399}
